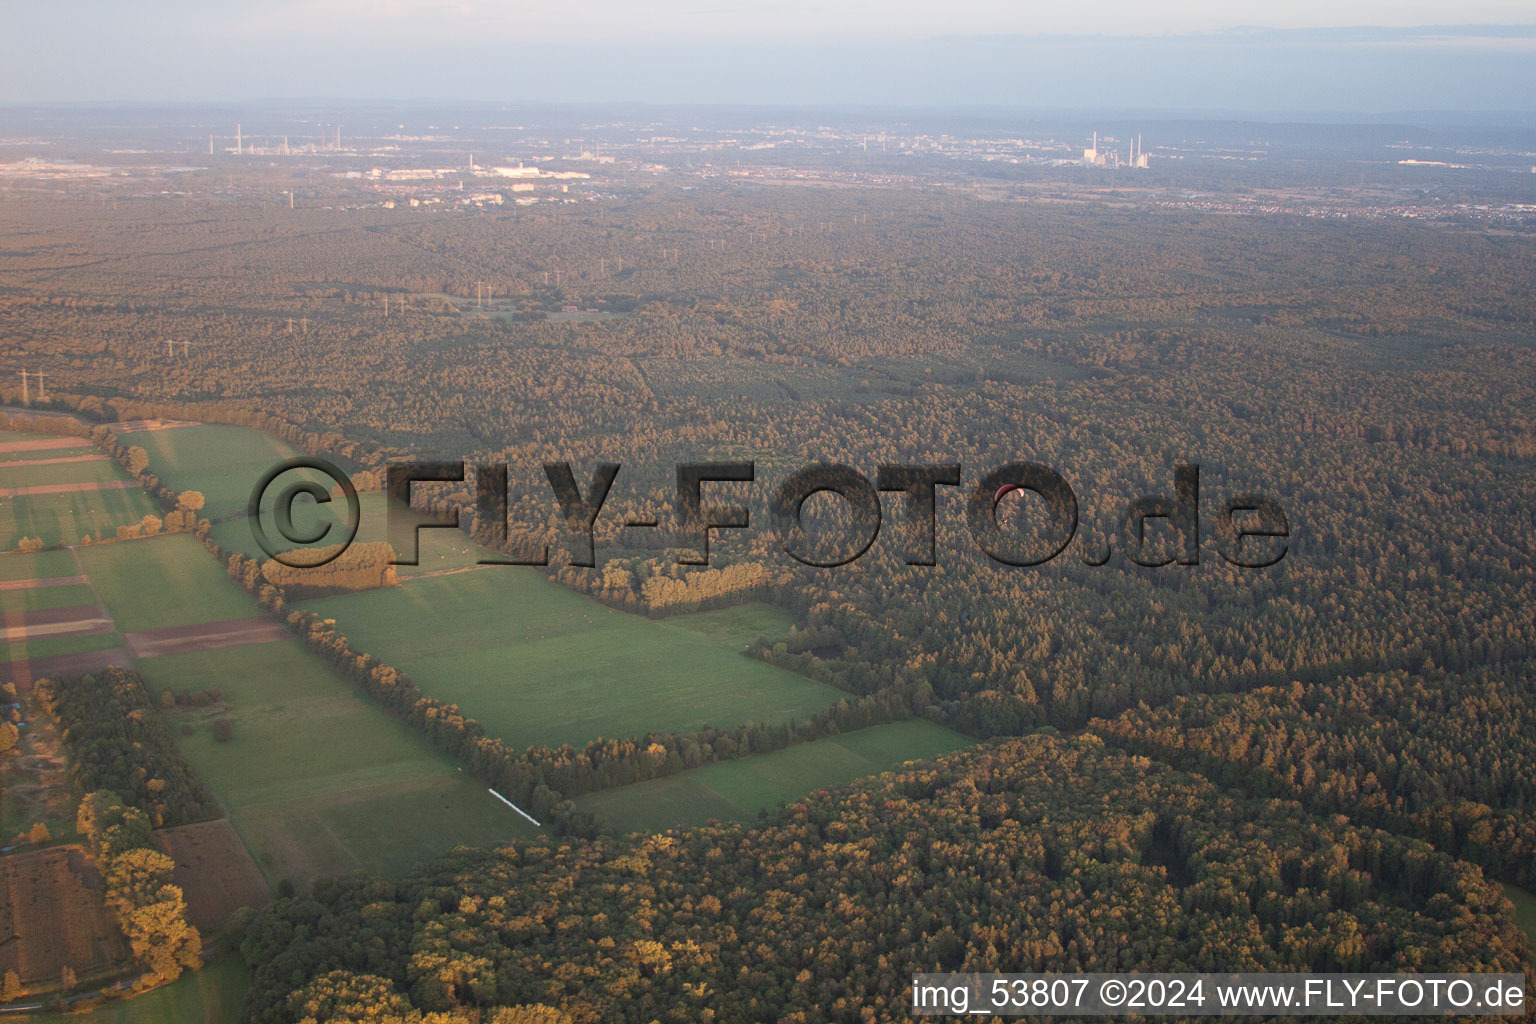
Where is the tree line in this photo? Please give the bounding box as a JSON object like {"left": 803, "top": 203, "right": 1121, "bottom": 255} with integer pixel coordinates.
{"left": 76, "top": 791, "right": 204, "bottom": 985}
{"left": 34, "top": 667, "right": 219, "bottom": 828}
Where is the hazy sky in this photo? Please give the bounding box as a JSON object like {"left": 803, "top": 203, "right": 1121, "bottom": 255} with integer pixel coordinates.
{"left": 3, "top": 1, "right": 1535, "bottom": 110}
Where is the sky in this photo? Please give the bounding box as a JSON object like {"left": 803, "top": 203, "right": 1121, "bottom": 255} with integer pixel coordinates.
{"left": 3, "top": 1, "right": 1535, "bottom": 112}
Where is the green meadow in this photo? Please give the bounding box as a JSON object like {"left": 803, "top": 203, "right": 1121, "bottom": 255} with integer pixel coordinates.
{"left": 0, "top": 581, "right": 97, "bottom": 615}
{"left": 114, "top": 424, "right": 308, "bottom": 522}
{"left": 35, "top": 956, "right": 247, "bottom": 1024}
{"left": 135, "top": 639, "right": 535, "bottom": 883}
{"left": 303, "top": 572, "right": 835, "bottom": 751}
{"left": 3, "top": 458, "right": 124, "bottom": 490}
{"left": 0, "top": 632, "right": 121, "bottom": 665}
{"left": 0, "top": 548, "right": 80, "bottom": 581}
{"left": 573, "top": 719, "right": 975, "bottom": 833}
{"left": 210, "top": 490, "right": 487, "bottom": 578}
{"left": 77, "top": 533, "right": 260, "bottom": 632}
{"left": 0, "top": 442, "right": 94, "bottom": 464}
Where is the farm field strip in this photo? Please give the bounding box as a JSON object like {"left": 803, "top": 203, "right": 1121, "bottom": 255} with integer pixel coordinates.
{"left": 0, "top": 485, "right": 162, "bottom": 550}
{"left": 0, "top": 430, "right": 158, "bottom": 551}
{"left": 0, "top": 550, "right": 81, "bottom": 582}
{"left": 0, "top": 480, "right": 139, "bottom": 499}
{"left": 0, "top": 584, "right": 101, "bottom": 617}
{"left": 0, "top": 614, "right": 115, "bottom": 644}
{"left": 1, "top": 460, "right": 131, "bottom": 491}
{"left": 121, "top": 618, "right": 287, "bottom": 659}
{"left": 1, "top": 455, "right": 109, "bottom": 469}
{"left": 0, "top": 575, "right": 90, "bottom": 592}
{"left": 77, "top": 534, "right": 260, "bottom": 633}
{"left": 0, "top": 436, "right": 91, "bottom": 455}
{"left": 0, "top": 631, "right": 123, "bottom": 663}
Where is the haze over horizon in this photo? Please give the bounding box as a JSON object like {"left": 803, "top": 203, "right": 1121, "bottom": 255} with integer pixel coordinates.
{"left": 3, "top": 1, "right": 1536, "bottom": 113}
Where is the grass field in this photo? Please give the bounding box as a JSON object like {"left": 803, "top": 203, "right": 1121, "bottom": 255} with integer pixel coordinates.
{"left": 573, "top": 719, "right": 975, "bottom": 833}
{"left": 0, "top": 581, "right": 97, "bottom": 614}
{"left": 115, "top": 424, "right": 309, "bottom": 522}
{"left": 0, "top": 449, "right": 95, "bottom": 465}
{"left": 1505, "top": 883, "right": 1536, "bottom": 951}
{"left": 0, "top": 443, "right": 94, "bottom": 464}
{"left": 0, "top": 548, "right": 80, "bottom": 582}
{"left": 0, "top": 430, "right": 157, "bottom": 551}
{"left": 210, "top": 490, "right": 487, "bottom": 578}
{"left": 77, "top": 533, "right": 259, "bottom": 632}
{"left": 304, "top": 572, "right": 835, "bottom": 751}
{"left": 36, "top": 956, "right": 248, "bottom": 1024}
{"left": 0, "top": 579, "right": 93, "bottom": 612}
{"left": 0, "top": 631, "right": 121, "bottom": 665}
{"left": 2, "top": 459, "right": 124, "bottom": 490}
{"left": 134, "top": 639, "right": 536, "bottom": 883}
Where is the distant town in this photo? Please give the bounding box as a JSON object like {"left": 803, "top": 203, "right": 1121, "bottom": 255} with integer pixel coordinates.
{"left": 1, "top": 109, "right": 1534, "bottom": 228}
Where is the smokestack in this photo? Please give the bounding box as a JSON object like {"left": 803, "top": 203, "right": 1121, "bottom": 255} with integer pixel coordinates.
{"left": 209, "top": 134, "right": 213, "bottom": 156}
{"left": 236, "top": 123, "right": 242, "bottom": 155}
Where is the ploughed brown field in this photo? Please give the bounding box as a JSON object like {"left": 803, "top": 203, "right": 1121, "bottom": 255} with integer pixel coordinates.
{"left": 154, "top": 819, "right": 269, "bottom": 934}
{"left": 122, "top": 617, "right": 287, "bottom": 660}
{"left": 0, "top": 846, "right": 129, "bottom": 991}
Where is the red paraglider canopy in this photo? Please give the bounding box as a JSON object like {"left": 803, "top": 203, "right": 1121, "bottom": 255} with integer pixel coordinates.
{"left": 994, "top": 484, "right": 1024, "bottom": 503}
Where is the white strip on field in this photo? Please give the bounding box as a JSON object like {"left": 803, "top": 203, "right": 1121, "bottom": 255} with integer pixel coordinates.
{"left": 488, "top": 787, "right": 540, "bottom": 826}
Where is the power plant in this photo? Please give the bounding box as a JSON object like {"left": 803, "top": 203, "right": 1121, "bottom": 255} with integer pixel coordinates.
{"left": 1084, "top": 131, "right": 1150, "bottom": 169}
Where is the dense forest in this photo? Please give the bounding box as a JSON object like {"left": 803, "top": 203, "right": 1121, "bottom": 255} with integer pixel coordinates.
{"left": 34, "top": 668, "right": 220, "bottom": 828}
{"left": 239, "top": 737, "right": 1531, "bottom": 1023}
{"left": 2, "top": 180, "right": 1534, "bottom": 1018}
{"left": 1092, "top": 660, "right": 1536, "bottom": 887}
